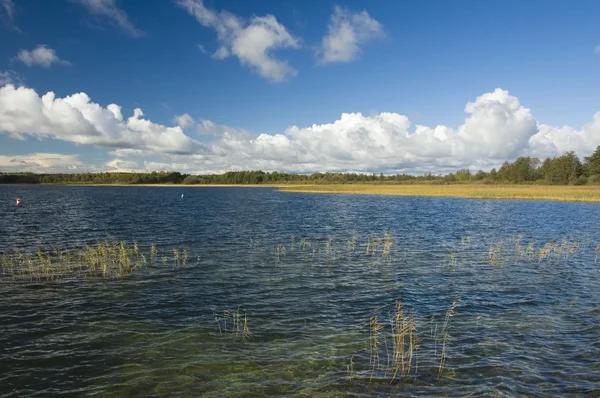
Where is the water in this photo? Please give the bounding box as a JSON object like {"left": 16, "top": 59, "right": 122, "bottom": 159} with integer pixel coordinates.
{"left": 0, "top": 186, "right": 599, "bottom": 396}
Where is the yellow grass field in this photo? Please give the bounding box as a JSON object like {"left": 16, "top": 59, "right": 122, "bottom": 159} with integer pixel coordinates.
{"left": 277, "top": 184, "right": 600, "bottom": 203}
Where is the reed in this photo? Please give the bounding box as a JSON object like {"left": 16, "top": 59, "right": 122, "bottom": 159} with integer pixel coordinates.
{"left": 382, "top": 232, "right": 393, "bottom": 259}
{"left": 438, "top": 297, "right": 460, "bottom": 378}
{"left": 0, "top": 240, "right": 189, "bottom": 282}
{"left": 213, "top": 307, "right": 252, "bottom": 342}
{"left": 369, "top": 315, "right": 384, "bottom": 376}
{"left": 276, "top": 244, "right": 286, "bottom": 261}
{"left": 172, "top": 248, "right": 180, "bottom": 266}
{"left": 347, "top": 233, "right": 357, "bottom": 252}
{"left": 389, "top": 300, "right": 419, "bottom": 382}
{"left": 356, "top": 296, "right": 459, "bottom": 384}
{"left": 279, "top": 184, "right": 600, "bottom": 203}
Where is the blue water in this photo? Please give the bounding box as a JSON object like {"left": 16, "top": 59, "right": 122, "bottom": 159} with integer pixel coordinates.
{"left": 0, "top": 186, "right": 599, "bottom": 396}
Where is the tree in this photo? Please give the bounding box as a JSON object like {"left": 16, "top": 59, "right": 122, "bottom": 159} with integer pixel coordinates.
{"left": 541, "top": 151, "right": 583, "bottom": 184}
{"left": 584, "top": 146, "right": 600, "bottom": 177}
{"left": 455, "top": 169, "right": 471, "bottom": 182}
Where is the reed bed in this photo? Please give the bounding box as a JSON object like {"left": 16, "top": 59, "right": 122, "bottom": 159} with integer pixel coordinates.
{"left": 0, "top": 240, "right": 189, "bottom": 282}
{"left": 279, "top": 184, "right": 600, "bottom": 203}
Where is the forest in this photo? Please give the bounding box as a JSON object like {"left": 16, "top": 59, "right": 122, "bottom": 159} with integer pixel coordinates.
{"left": 2, "top": 147, "right": 600, "bottom": 186}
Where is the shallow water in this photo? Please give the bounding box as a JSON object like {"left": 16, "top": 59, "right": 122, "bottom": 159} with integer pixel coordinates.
{"left": 0, "top": 186, "right": 599, "bottom": 396}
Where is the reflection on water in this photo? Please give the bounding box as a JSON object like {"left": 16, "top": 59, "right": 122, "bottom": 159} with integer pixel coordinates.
{"left": 0, "top": 186, "right": 599, "bottom": 396}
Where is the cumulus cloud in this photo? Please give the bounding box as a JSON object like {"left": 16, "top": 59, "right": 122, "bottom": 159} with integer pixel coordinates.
{"left": 0, "top": 153, "right": 85, "bottom": 172}
{"left": 529, "top": 113, "right": 600, "bottom": 159}
{"left": 71, "top": 0, "right": 144, "bottom": 37}
{"left": 316, "top": 6, "right": 384, "bottom": 64}
{"left": 0, "top": 84, "right": 205, "bottom": 154}
{"left": 2, "top": 84, "right": 600, "bottom": 174}
{"left": 15, "top": 45, "right": 70, "bottom": 68}
{"left": 177, "top": 0, "right": 300, "bottom": 82}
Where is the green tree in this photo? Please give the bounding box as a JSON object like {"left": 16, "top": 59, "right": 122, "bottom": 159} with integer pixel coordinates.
{"left": 584, "top": 146, "right": 600, "bottom": 177}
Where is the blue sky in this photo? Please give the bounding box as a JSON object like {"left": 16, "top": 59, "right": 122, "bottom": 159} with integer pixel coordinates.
{"left": 1, "top": 0, "right": 600, "bottom": 174}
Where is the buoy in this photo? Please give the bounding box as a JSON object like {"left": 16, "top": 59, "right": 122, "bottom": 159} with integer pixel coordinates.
{"left": 16, "top": 198, "right": 21, "bottom": 205}
{"left": 181, "top": 193, "right": 184, "bottom": 199}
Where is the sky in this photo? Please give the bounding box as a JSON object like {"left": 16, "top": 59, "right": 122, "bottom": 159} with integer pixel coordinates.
{"left": 0, "top": 0, "right": 600, "bottom": 175}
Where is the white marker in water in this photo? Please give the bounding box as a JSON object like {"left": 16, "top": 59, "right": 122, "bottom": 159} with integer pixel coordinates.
{"left": 16, "top": 198, "right": 21, "bottom": 205}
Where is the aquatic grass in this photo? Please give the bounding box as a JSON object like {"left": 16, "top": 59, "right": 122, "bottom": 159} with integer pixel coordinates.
{"left": 0, "top": 240, "right": 190, "bottom": 282}
{"left": 347, "top": 233, "right": 358, "bottom": 252}
{"left": 382, "top": 232, "right": 393, "bottom": 259}
{"left": 356, "top": 296, "right": 460, "bottom": 384}
{"left": 213, "top": 307, "right": 252, "bottom": 342}
{"left": 389, "top": 300, "right": 419, "bottom": 382}
{"left": 276, "top": 244, "right": 287, "bottom": 261}
{"left": 439, "top": 297, "right": 460, "bottom": 378}
{"left": 369, "top": 315, "right": 384, "bottom": 376}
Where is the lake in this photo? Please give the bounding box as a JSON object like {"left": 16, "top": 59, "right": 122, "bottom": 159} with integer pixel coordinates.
{"left": 1, "top": 185, "right": 599, "bottom": 396}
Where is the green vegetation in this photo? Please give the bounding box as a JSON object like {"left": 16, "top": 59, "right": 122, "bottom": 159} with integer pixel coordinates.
{"left": 3, "top": 146, "right": 600, "bottom": 186}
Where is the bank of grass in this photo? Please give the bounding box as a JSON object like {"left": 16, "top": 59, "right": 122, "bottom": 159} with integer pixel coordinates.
{"left": 278, "top": 184, "right": 600, "bottom": 203}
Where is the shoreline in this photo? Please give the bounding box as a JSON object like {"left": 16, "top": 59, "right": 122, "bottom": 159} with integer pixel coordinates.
{"left": 3, "top": 183, "right": 600, "bottom": 202}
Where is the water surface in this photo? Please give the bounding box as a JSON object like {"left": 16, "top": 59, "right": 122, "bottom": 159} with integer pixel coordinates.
{"left": 0, "top": 186, "right": 599, "bottom": 396}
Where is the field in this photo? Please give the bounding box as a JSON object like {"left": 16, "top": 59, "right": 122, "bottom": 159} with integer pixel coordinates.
{"left": 278, "top": 184, "right": 600, "bottom": 203}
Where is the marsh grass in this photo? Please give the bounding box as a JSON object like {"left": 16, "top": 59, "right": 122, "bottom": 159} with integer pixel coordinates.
{"left": 213, "top": 307, "right": 252, "bottom": 342}
{"left": 360, "top": 297, "right": 460, "bottom": 384}
{"left": 438, "top": 297, "right": 460, "bottom": 378}
{"left": 279, "top": 184, "right": 600, "bottom": 203}
{"left": 0, "top": 240, "right": 190, "bottom": 282}
{"left": 273, "top": 232, "right": 591, "bottom": 273}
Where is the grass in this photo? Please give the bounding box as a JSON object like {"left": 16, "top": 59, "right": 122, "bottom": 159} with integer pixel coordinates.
{"left": 213, "top": 307, "right": 252, "bottom": 342}
{"left": 361, "top": 297, "right": 459, "bottom": 384}
{"left": 0, "top": 240, "right": 189, "bottom": 281}
{"left": 278, "top": 184, "right": 600, "bottom": 203}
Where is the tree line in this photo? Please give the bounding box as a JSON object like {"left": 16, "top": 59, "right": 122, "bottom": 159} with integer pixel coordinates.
{"left": 2, "top": 146, "right": 600, "bottom": 186}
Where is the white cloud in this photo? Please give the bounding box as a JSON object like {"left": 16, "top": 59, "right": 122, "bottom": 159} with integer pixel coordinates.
{"left": 177, "top": 0, "right": 300, "bottom": 82}
{"left": 105, "top": 158, "right": 140, "bottom": 172}
{"left": 173, "top": 113, "right": 195, "bottom": 129}
{"left": 2, "top": 85, "right": 600, "bottom": 174}
{"left": 0, "top": 84, "right": 206, "bottom": 155}
{"left": 0, "top": 70, "right": 23, "bottom": 86}
{"left": 529, "top": 113, "right": 600, "bottom": 159}
{"left": 197, "top": 43, "right": 207, "bottom": 54}
{"left": 316, "top": 6, "right": 384, "bottom": 64}
{"left": 71, "top": 0, "right": 144, "bottom": 37}
{"left": 0, "top": 153, "right": 84, "bottom": 172}
{"left": 15, "top": 45, "right": 70, "bottom": 68}
{"left": 172, "top": 113, "right": 254, "bottom": 138}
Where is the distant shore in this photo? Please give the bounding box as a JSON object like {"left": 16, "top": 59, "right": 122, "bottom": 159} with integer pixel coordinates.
{"left": 4, "top": 183, "right": 600, "bottom": 202}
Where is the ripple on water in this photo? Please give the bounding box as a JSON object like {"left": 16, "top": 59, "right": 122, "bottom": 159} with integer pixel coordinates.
{"left": 0, "top": 186, "right": 600, "bottom": 396}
